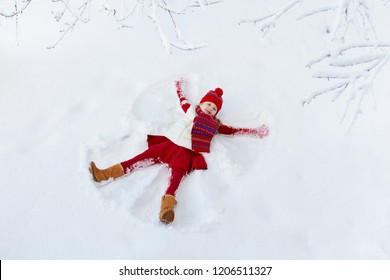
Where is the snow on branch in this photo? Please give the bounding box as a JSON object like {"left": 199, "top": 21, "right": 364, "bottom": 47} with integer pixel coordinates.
{"left": 306, "top": 0, "right": 390, "bottom": 127}
{"left": 306, "top": 42, "right": 390, "bottom": 66}
{"left": 330, "top": 0, "right": 377, "bottom": 43}
{"left": 241, "top": 0, "right": 377, "bottom": 42}
{"left": 242, "top": 0, "right": 389, "bottom": 127}
{"left": 148, "top": 0, "right": 209, "bottom": 53}
{"left": 49, "top": 0, "right": 218, "bottom": 52}
{"left": 303, "top": 44, "right": 389, "bottom": 105}
{"left": 296, "top": 5, "right": 337, "bottom": 20}
{"left": 302, "top": 43, "right": 390, "bottom": 127}
{"left": 239, "top": 0, "right": 302, "bottom": 36}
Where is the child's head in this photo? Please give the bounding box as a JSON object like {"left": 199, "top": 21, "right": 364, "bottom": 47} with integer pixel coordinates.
{"left": 199, "top": 88, "right": 223, "bottom": 116}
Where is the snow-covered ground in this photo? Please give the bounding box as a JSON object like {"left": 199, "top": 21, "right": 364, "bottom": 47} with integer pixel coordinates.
{"left": 1, "top": 0, "right": 390, "bottom": 259}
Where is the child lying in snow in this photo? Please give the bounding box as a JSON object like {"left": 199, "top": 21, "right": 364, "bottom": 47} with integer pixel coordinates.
{"left": 89, "top": 79, "right": 269, "bottom": 224}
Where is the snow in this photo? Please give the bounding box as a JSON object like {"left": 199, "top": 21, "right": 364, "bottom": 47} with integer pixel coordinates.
{"left": 1, "top": 0, "right": 390, "bottom": 260}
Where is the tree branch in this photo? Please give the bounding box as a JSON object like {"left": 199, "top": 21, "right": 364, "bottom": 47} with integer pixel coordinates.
{"left": 0, "top": 0, "right": 31, "bottom": 18}
{"left": 304, "top": 43, "right": 390, "bottom": 126}
{"left": 239, "top": 0, "right": 302, "bottom": 36}
{"left": 48, "top": 0, "right": 216, "bottom": 52}
{"left": 48, "top": 0, "right": 92, "bottom": 49}
{"left": 297, "top": 5, "right": 337, "bottom": 20}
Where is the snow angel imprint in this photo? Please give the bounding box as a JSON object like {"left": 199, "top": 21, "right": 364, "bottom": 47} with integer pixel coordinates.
{"left": 89, "top": 79, "right": 269, "bottom": 224}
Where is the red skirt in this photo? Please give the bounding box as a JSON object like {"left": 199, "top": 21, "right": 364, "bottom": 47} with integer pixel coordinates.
{"left": 147, "top": 135, "right": 207, "bottom": 173}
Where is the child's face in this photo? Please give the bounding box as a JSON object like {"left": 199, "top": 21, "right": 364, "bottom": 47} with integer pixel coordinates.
{"left": 200, "top": 102, "right": 218, "bottom": 116}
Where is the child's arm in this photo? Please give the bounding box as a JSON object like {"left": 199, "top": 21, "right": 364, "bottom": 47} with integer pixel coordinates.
{"left": 218, "top": 123, "right": 269, "bottom": 139}
{"left": 175, "top": 79, "right": 191, "bottom": 113}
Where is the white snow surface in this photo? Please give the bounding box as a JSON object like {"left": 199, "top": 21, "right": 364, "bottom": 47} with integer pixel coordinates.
{"left": 1, "top": 1, "right": 390, "bottom": 259}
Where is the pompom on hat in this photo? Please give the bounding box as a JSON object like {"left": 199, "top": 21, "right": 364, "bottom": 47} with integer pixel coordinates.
{"left": 200, "top": 88, "right": 224, "bottom": 113}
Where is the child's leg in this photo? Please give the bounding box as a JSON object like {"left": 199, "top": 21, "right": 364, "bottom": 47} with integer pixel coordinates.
{"left": 89, "top": 161, "right": 124, "bottom": 183}
{"left": 165, "top": 167, "right": 187, "bottom": 196}
{"left": 120, "top": 148, "right": 159, "bottom": 174}
{"left": 89, "top": 148, "right": 158, "bottom": 183}
{"left": 159, "top": 167, "right": 187, "bottom": 224}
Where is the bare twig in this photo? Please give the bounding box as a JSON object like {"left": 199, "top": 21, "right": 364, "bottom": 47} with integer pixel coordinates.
{"left": 0, "top": 0, "right": 32, "bottom": 46}
{"left": 0, "top": 0, "right": 31, "bottom": 18}
{"left": 14, "top": 0, "right": 20, "bottom": 46}
{"left": 158, "top": 1, "right": 187, "bottom": 14}
{"left": 112, "top": 0, "right": 140, "bottom": 28}
{"left": 48, "top": 0, "right": 92, "bottom": 49}
{"left": 190, "top": 0, "right": 223, "bottom": 8}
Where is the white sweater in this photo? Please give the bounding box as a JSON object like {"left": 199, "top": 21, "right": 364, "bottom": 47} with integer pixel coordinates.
{"left": 165, "top": 105, "right": 197, "bottom": 151}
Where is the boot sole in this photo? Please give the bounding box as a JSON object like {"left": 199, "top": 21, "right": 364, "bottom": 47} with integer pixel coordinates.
{"left": 160, "top": 210, "right": 175, "bottom": 224}
{"left": 89, "top": 162, "right": 100, "bottom": 182}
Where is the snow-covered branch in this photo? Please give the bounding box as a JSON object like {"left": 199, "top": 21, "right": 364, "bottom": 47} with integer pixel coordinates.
{"left": 306, "top": 42, "right": 390, "bottom": 67}
{"left": 49, "top": 0, "right": 218, "bottom": 52}
{"left": 297, "top": 5, "right": 337, "bottom": 20}
{"left": 244, "top": 0, "right": 389, "bottom": 126}
{"left": 303, "top": 43, "right": 390, "bottom": 126}
{"left": 239, "top": 0, "right": 302, "bottom": 36}
{"left": 148, "top": 0, "right": 208, "bottom": 53}
{"left": 310, "top": 0, "right": 390, "bottom": 127}
{"left": 240, "top": 0, "right": 389, "bottom": 126}
{"left": 331, "top": 0, "right": 377, "bottom": 43}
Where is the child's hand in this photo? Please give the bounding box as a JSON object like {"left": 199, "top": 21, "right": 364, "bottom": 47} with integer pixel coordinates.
{"left": 256, "top": 124, "right": 269, "bottom": 139}
{"left": 175, "top": 78, "right": 187, "bottom": 95}
{"left": 175, "top": 78, "right": 186, "bottom": 87}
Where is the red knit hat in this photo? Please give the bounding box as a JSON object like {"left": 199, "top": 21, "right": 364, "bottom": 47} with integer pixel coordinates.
{"left": 200, "top": 88, "right": 224, "bottom": 113}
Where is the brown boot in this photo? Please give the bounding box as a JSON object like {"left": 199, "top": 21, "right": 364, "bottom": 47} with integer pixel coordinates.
{"left": 89, "top": 161, "right": 124, "bottom": 183}
{"left": 159, "top": 195, "right": 177, "bottom": 224}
